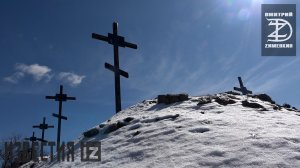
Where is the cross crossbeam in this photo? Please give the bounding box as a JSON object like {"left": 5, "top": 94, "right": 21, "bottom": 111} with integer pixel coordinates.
{"left": 45, "top": 85, "right": 76, "bottom": 151}
{"left": 25, "top": 132, "right": 38, "bottom": 142}
{"left": 233, "top": 76, "right": 252, "bottom": 95}
{"left": 92, "top": 22, "right": 137, "bottom": 113}
{"left": 105, "top": 62, "right": 129, "bottom": 78}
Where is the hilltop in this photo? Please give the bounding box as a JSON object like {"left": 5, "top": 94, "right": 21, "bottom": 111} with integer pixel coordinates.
{"left": 23, "top": 92, "right": 300, "bottom": 168}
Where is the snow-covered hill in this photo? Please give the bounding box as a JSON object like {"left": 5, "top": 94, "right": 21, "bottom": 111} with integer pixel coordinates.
{"left": 27, "top": 92, "right": 300, "bottom": 168}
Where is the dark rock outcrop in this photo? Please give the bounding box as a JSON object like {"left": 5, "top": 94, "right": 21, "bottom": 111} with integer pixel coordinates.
{"left": 83, "top": 128, "right": 99, "bottom": 138}
{"left": 133, "top": 131, "right": 141, "bottom": 136}
{"left": 272, "top": 105, "right": 281, "bottom": 110}
{"left": 197, "top": 97, "right": 212, "bottom": 106}
{"left": 215, "top": 96, "right": 236, "bottom": 106}
{"left": 99, "top": 124, "right": 106, "bottom": 128}
{"left": 242, "top": 100, "right": 265, "bottom": 109}
{"left": 142, "top": 114, "right": 180, "bottom": 123}
{"left": 253, "top": 94, "right": 275, "bottom": 104}
{"left": 282, "top": 103, "right": 291, "bottom": 109}
{"left": 104, "top": 123, "right": 122, "bottom": 134}
{"left": 104, "top": 117, "right": 135, "bottom": 134}
{"left": 157, "top": 93, "right": 189, "bottom": 104}
{"left": 124, "top": 117, "right": 134, "bottom": 123}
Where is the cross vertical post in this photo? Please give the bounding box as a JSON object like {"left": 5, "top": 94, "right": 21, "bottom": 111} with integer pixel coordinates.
{"left": 92, "top": 22, "right": 137, "bottom": 113}
{"left": 45, "top": 85, "right": 76, "bottom": 151}
{"left": 237, "top": 77, "right": 244, "bottom": 88}
{"left": 113, "top": 23, "right": 121, "bottom": 113}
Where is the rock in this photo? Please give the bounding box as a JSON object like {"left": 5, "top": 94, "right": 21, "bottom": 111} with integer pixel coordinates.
{"left": 99, "top": 124, "right": 106, "bottom": 128}
{"left": 142, "top": 114, "right": 180, "bottom": 123}
{"left": 104, "top": 123, "right": 119, "bottom": 134}
{"left": 282, "top": 103, "right": 291, "bottom": 109}
{"left": 133, "top": 131, "right": 141, "bottom": 136}
{"left": 157, "top": 95, "right": 167, "bottom": 104}
{"left": 242, "top": 101, "right": 264, "bottom": 109}
{"left": 273, "top": 105, "right": 281, "bottom": 110}
{"left": 117, "top": 121, "right": 127, "bottom": 128}
{"left": 292, "top": 107, "right": 298, "bottom": 111}
{"left": 197, "top": 97, "right": 212, "bottom": 106}
{"left": 148, "top": 100, "right": 157, "bottom": 104}
{"left": 83, "top": 128, "right": 99, "bottom": 138}
{"left": 104, "top": 121, "right": 128, "bottom": 134}
{"left": 215, "top": 96, "right": 236, "bottom": 106}
{"left": 254, "top": 94, "right": 275, "bottom": 104}
{"left": 123, "top": 117, "right": 134, "bottom": 123}
{"left": 178, "top": 94, "right": 189, "bottom": 101}
{"left": 168, "top": 95, "right": 179, "bottom": 103}
{"left": 157, "top": 93, "right": 189, "bottom": 104}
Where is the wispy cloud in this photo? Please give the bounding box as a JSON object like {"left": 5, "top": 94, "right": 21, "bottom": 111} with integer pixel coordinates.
{"left": 4, "top": 63, "right": 85, "bottom": 87}
{"left": 246, "top": 57, "right": 300, "bottom": 93}
{"left": 4, "top": 63, "right": 52, "bottom": 83}
{"left": 58, "top": 72, "right": 86, "bottom": 87}
{"left": 3, "top": 72, "right": 24, "bottom": 84}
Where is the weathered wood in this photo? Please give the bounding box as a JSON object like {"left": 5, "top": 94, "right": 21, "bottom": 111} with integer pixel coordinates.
{"left": 105, "top": 62, "right": 129, "bottom": 78}
{"left": 24, "top": 132, "right": 40, "bottom": 160}
{"left": 45, "top": 85, "right": 76, "bottom": 151}
{"left": 233, "top": 77, "right": 252, "bottom": 95}
{"left": 92, "top": 22, "right": 137, "bottom": 113}
{"left": 33, "top": 117, "right": 54, "bottom": 142}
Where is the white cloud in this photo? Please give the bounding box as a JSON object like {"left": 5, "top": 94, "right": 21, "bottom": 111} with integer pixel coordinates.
{"left": 4, "top": 63, "right": 86, "bottom": 87}
{"left": 15, "top": 63, "right": 52, "bottom": 81}
{"left": 3, "top": 72, "right": 24, "bottom": 84}
{"left": 4, "top": 63, "right": 52, "bottom": 84}
{"left": 58, "top": 72, "right": 85, "bottom": 87}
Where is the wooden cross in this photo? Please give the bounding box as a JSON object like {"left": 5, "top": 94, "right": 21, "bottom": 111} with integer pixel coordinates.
{"left": 233, "top": 76, "right": 252, "bottom": 95}
{"left": 24, "top": 132, "right": 39, "bottom": 160}
{"left": 45, "top": 85, "right": 76, "bottom": 151}
{"left": 33, "top": 117, "right": 54, "bottom": 142}
{"left": 92, "top": 22, "right": 137, "bottom": 113}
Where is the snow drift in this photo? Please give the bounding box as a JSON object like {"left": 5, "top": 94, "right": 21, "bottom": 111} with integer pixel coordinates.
{"left": 24, "top": 92, "right": 300, "bottom": 168}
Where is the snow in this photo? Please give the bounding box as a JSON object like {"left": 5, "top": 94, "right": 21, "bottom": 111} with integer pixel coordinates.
{"left": 23, "top": 93, "right": 300, "bottom": 168}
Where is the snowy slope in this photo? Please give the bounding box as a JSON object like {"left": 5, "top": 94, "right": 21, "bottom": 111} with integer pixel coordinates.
{"left": 26, "top": 92, "right": 300, "bottom": 168}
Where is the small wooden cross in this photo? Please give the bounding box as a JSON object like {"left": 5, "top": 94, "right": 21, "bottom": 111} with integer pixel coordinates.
{"left": 33, "top": 117, "right": 54, "bottom": 142}
{"left": 24, "top": 132, "right": 39, "bottom": 160}
{"left": 45, "top": 85, "right": 76, "bottom": 151}
{"left": 233, "top": 76, "right": 252, "bottom": 95}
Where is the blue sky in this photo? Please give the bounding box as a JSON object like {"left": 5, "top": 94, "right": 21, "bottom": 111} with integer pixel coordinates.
{"left": 0, "top": 0, "right": 299, "bottom": 143}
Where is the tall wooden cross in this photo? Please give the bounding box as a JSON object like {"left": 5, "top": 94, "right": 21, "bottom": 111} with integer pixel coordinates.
{"left": 92, "top": 22, "right": 138, "bottom": 113}
{"left": 33, "top": 117, "right": 54, "bottom": 142}
{"left": 45, "top": 85, "right": 76, "bottom": 151}
{"left": 233, "top": 76, "right": 252, "bottom": 95}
